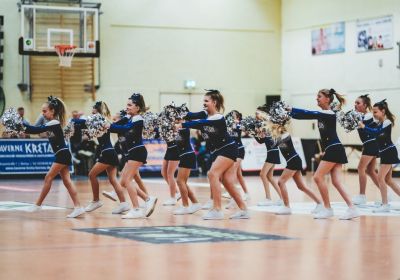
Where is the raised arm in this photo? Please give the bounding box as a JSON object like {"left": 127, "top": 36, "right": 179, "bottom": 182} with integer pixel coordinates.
{"left": 290, "top": 108, "right": 324, "bottom": 120}
{"left": 109, "top": 120, "right": 136, "bottom": 133}
{"left": 182, "top": 118, "right": 222, "bottom": 130}
{"left": 184, "top": 110, "right": 208, "bottom": 120}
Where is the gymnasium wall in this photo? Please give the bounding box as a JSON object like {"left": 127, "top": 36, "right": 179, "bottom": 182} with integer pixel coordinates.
{"left": 281, "top": 0, "right": 400, "bottom": 144}
{"left": 0, "top": 0, "right": 282, "bottom": 121}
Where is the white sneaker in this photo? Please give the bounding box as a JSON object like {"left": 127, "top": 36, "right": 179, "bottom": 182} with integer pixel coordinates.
{"left": 188, "top": 203, "right": 202, "bottom": 214}
{"left": 374, "top": 200, "right": 383, "bottom": 206}
{"left": 202, "top": 209, "right": 224, "bottom": 220}
{"left": 275, "top": 206, "right": 292, "bottom": 215}
{"left": 67, "top": 207, "right": 85, "bottom": 218}
{"left": 112, "top": 202, "right": 130, "bottom": 214}
{"left": 163, "top": 197, "right": 177, "bottom": 206}
{"left": 373, "top": 204, "right": 390, "bottom": 213}
{"left": 222, "top": 191, "right": 231, "bottom": 199}
{"left": 202, "top": 200, "right": 213, "bottom": 210}
{"left": 243, "top": 193, "right": 251, "bottom": 201}
{"left": 352, "top": 194, "right": 367, "bottom": 205}
{"left": 122, "top": 208, "right": 145, "bottom": 219}
{"left": 25, "top": 204, "right": 42, "bottom": 212}
{"left": 311, "top": 203, "right": 324, "bottom": 214}
{"left": 313, "top": 207, "right": 334, "bottom": 219}
{"left": 173, "top": 206, "right": 190, "bottom": 215}
{"left": 257, "top": 199, "right": 274, "bottom": 206}
{"left": 102, "top": 190, "right": 118, "bottom": 202}
{"left": 176, "top": 192, "right": 182, "bottom": 201}
{"left": 225, "top": 199, "right": 238, "bottom": 209}
{"left": 85, "top": 201, "right": 104, "bottom": 212}
{"left": 229, "top": 210, "right": 250, "bottom": 219}
{"left": 145, "top": 196, "right": 158, "bottom": 217}
{"left": 274, "top": 199, "right": 284, "bottom": 206}
{"left": 339, "top": 207, "right": 360, "bottom": 220}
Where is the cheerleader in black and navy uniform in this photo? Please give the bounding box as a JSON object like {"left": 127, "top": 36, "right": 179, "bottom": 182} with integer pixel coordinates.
{"left": 359, "top": 100, "right": 400, "bottom": 213}
{"left": 269, "top": 124, "right": 322, "bottom": 215}
{"left": 176, "top": 90, "right": 248, "bottom": 220}
{"left": 352, "top": 95, "right": 380, "bottom": 205}
{"left": 108, "top": 93, "right": 157, "bottom": 219}
{"left": 172, "top": 125, "right": 202, "bottom": 215}
{"left": 72, "top": 101, "right": 129, "bottom": 215}
{"left": 289, "top": 89, "right": 359, "bottom": 220}
{"left": 24, "top": 96, "right": 85, "bottom": 218}
{"left": 254, "top": 107, "right": 283, "bottom": 207}
{"left": 161, "top": 138, "right": 181, "bottom": 206}
{"left": 225, "top": 110, "right": 250, "bottom": 209}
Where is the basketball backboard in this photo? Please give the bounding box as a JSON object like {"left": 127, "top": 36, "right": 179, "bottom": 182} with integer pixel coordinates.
{"left": 19, "top": 4, "right": 100, "bottom": 57}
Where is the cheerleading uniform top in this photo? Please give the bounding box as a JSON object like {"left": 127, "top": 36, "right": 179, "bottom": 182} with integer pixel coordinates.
{"left": 357, "top": 112, "right": 379, "bottom": 157}
{"left": 363, "top": 119, "right": 399, "bottom": 164}
{"left": 276, "top": 133, "right": 302, "bottom": 170}
{"left": 24, "top": 120, "right": 72, "bottom": 165}
{"left": 291, "top": 108, "right": 347, "bottom": 164}
{"left": 183, "top": 111, "right": 237, "bottom": 161}
{"left": 109, "top": 115, "right": 144, "bottom": 152}
{"left": 255, "top": 135, "right": 281, "bottom": 164}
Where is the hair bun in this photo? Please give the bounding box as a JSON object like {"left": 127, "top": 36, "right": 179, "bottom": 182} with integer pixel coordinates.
{"left": 47, "top": 95, "right": 59, "bottom": 107}
{"left": 329, "top": 88, "right": 336, "bottom": 95}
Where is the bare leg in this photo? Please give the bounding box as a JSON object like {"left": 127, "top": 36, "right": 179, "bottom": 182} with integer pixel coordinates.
{"left": 385, "top": 166, "right": 400, "bottom": 196}
{"left": 88, "top": 162, "right": 109, "bottom": 201}
{"left": 293, "top": 171, "right": 321, "bottom": 204}
{"left": 222, "top": 161, "right": 247, "bottom": 210}
{"left": 377, "top": 164, "right": 392, "bottom": 204}
{"left": 267, "top": 166, "right": 282, "bottom": 198}
{"left": 106, "top": 166, "right": 126, "bottom": 202}
{"left": 60, "top": 165, "right": 81, "bottom": 207}
{"left": 313, "top": 161, "right": 336, "bottom": 209}
{"left": 176, "top": 168, "right": 192, "bottom": 207}
{"left": 330, "top": 164, "right": 353, "bottom": 207}
{"left": 120, "top": 161, "right": 143, "bottom": 208}
{"left": 260, "top": 163, "right": 272, "bottom": 199}
{"left": 134, "top": 170, "right": 148, "bottom": 195}
{"left": 235, "top": 159, "right": 249, "bottom": 194}
{"left": 208, "top": 156, "right": 235, "bottom": 210}
{"left": 277, "top": 169, "right": 296, "bottom": 207}
{"left": 366, "top": 157, "right": 380, "bottom": 189}
{"left": 35, "top": 163, "right": 66, "bottom": 206}
{"left": 358, "top": 156, "right": 374, "bottom": 195}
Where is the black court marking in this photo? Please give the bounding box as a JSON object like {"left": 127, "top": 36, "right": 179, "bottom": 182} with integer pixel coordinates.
{"left": 74, "top": 225, "right": 292, "bottom": 244}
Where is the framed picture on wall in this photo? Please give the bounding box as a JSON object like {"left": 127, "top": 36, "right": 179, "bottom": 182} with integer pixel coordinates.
{"left": 311, "top": 22, "right": 345, "bottom": 55}
{"left": 356, "top": 15, "right": 393, "bottom": 52}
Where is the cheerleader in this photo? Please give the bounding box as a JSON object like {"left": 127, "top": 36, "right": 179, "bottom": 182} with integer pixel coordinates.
{"left": 24, "top": 96, "right": 84, "bottom": 218}
{"left": 225, "top": 110, "right": 250, "bottom": 209}
{"left": 107, "top": 93, "right": 157, "bottom": 219}
{"left": 269, "top": 124, "right": 322, "bottom": 215}
{"left": 176, "top": 90, "right": 248, "bottom": 219}
{"left": 71, "top": 101, "right": 129, "bottom": 214}
{"left": 102, "top": 110, "right": 150, "bottom": 206}
{"left": 172, "top": 125, "right": 202, "bottom": 215}
{"left": 161, "top": 138, "right": 181, "bottom": 206}
{"left": 359, "top": 100, "right": 400, "bottom": 212}
{"left": 255, "top": 107, "right": 283, "bottom": 206}
{"left": 289, "top": 88, "right": 359, "bottom": 220}
{"left": 352, "top": 95, "right": 380, "bottom": 205}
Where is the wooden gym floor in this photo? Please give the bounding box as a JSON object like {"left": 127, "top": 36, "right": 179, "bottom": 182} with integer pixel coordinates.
{"left": 0, "top": 173, "right": 399, "bottom": 280}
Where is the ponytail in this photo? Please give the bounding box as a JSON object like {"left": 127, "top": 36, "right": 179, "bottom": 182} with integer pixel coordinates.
{"left": 46, "top": 96, "right": 67, "bottom": 127}
{"left": 94, "top": 101, "right": 111, "bottom": 120}
{"left": 319, "top": 88, "right": 346, "bottom": 110}
{"left": 374, "top": 99, "right": 395, "bottom": 126}
{"left": 205, "top": 89, "right": 225, "bottom": 113}
{"left": 359, "top": 94, "right": 372, "bottom": 111}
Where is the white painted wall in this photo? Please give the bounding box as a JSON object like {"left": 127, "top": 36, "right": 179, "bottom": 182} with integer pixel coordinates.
{"left": 282, "top": 0, "right": 400, "bottom": 144}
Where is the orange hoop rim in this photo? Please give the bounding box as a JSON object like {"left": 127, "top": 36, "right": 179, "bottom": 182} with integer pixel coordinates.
{"left": 54, "top": 44, "right": 77, "bottom": 55}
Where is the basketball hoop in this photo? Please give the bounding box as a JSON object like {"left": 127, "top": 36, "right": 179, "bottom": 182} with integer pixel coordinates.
{"left": 54, "top": 44, "right": 77, "bottom": 67}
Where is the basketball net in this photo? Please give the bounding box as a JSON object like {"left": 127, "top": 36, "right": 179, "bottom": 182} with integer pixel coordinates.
{"left": 54, "top": 45, "right": 77, "bottom": 67}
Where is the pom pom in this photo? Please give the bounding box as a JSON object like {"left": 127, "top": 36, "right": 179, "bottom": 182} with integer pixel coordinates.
{"left": 337, "top": 110, "right": 363, "bottom": 133}
{"left": 241, "top": 116, "right": 269, "bottom": 137}
{"left": 268, "top": 101, "right": 291, "bottom": 126}
{"left": 63, "top": 121, "right": 75, "bottom": 139}
{"left": 85, "top": 113, "right": 108, "bottom": 139}
{"left": 142, "top": 112, "right": 159, "bottom": 139}
{"left": 330, "top": 101, "right": 341, "bottom": 113}
{"left": 0, "top": 108, "right": 24, "bottom": 136}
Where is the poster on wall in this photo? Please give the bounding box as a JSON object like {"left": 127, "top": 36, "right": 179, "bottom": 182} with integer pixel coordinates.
{"left": 356, "top": 15, "right": 393, "bottom": 52}
{"left": 311, "top": 22, "right": 345, "bottom": 55}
